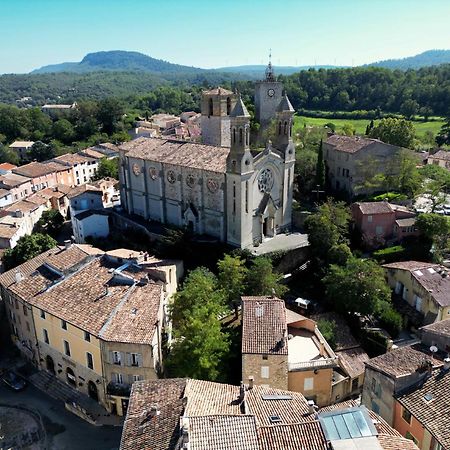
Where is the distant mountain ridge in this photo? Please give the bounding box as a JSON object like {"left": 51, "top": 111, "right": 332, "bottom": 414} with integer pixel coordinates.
{"left": 31, "top": 49, "right": 450, "bottom": 76}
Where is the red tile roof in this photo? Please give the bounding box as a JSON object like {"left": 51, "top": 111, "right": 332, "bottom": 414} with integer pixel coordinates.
{"left": 354, "top": 201, "right": 393, "bottom": 215}
{"left": 325, "top": 135, "right": 382, "bottom": 153}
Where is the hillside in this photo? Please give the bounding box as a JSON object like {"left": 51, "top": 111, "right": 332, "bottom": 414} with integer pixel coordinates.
{"left": 214, "top": 65, "right": 344, "bottom": 77}
{"left": 368, "top": 50, "right": 450, "bottom": 70}
{"left": 32, "top": 50, "right": 204, "bottom": 74}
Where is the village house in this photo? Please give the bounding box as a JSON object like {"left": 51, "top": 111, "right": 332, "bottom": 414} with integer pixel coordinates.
{"left": 351, "top": 201, "right": 419, "bottom": 249}
{"left": 241, "top": 296, "right": 369, "bottom": 407}
{"left": 0, "top": 162, "right": 18, "bottom": 175}
{"left": 150, "top": 113, "right": 181, "bottom": 131}
{"left": 427, "top": 149, "right": 450, "bottom": 170}
{"left": 12, "top": 162, "right": 58, "bottom": 191}
{"left": 323, "top": 135, "right": 403, "bottom": 198}
{"left": 8, "top": 141, "right": 34, "bottom": 159}
{"left": 119, "top": 378, "right": 418, "bottom": 450}
{"left": 0, "top": 189, "right": 13, "bottom": 208}
{"left": 0, "top": 173, "right": 33, "bottom": 202}
{"left": 52, "top": 153, "right": 98, "bottom": 185}
{"left": 79, "top": 143, "right": 119, "bottom": 160}
{"left": 383, "top": 261, "right": 450, "bottom": 326}
{"left": 41, "top": 102, "right": 77, "bottom": 117}
{"left": 91, "top": 177, "right": 120, "bottom": 205}
{"left": 35, "top": 185, "right": 71, "bottom": 218}
{"left": 0, "top": 244, "right": 182, "bottom": 417}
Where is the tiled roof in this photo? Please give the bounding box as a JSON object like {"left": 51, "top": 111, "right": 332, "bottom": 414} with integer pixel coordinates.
{"left": 0, "top": 173, "right": 31, "bottom": 188}
{"left": 119, "top": 378, "right": 187, "bottom": 450}
{"left": 0, "top": 189, "right": 11, "bottom": 198}
{"left": 355, "top": 201, "right": 393, "bottom": 215}
{"left": 383, "top": 261, "right": 450, "bottom": 307}
{"left": 53, "top": 153, "right": 94, "bottom": 166}
{"left": 325, "top": 135, "right": 383, "bottom": 153}
{"left": 202, "top": 87, "right": 234, "bottom": 96}
{"left": 66, "top": 183, "right": 102, "bottom": 199}
{"left": 429, "top": 150, "right": 450, "bottom": 161}
{"left": 395, "top": 218, "right": 416, "bottom": 227}
{"left": 420, "top": 318, "right": 450, "bottom": 337}
{"left": 5, "top": 199, "right": 40, "bottom": 214}
{"left": 241, "top": 296, "right": 288, "bottom": 355}
{"left": 337, "top": 347, "right": 370, "bottom": 379}
{"left": 377, "top": 434, "right": 421, "bottom": 450}
{"left": 9, "top": 141, "right": 34, "bottom": 148}
{"left": 13, "top": 162, "right": 57, "bottom": 178}
{"left": 43, "top": 161, "right": 71, "bottom": 173}
{"left": 0, "top": 223, "right": 20, "bottom": 239}
{"left": 80, "top": 148, "right": 105, "bottom": 159}
{"left": 0, "top": 163, "right": 17, "bottom": 170}
{"left": 365, "top": 343, "right": 443, "bottom": 378}
{"left": 45, "top": 244, "right": 91, "bottom": 274}
{"left": 259, "top": 421, "right": 326, "bottom": 450}
{"left": 189, "top": 416, "right": 260, "bottom": 450}
{"left": 120, "top": 137, "right": 230, "bottom": 173}
{"left": 396, "top": 368, "right": 450, "bottom": 449}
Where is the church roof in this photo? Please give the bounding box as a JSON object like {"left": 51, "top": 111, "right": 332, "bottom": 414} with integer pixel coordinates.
{"left": 202, "top": 86, "right": 234, "bottom": 96}
{"left": 277, "top": 94, "right": 295, "bottom": 112}
{"left": 120, "top": 138, "right": 230, "bottom": 174}
{"left": 230, "top": 97, "right": 250, "bottom": 118}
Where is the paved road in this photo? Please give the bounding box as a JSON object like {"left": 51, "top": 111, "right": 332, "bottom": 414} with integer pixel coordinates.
{"left": 0, "top": 383, "right": 122, "bottom": 450}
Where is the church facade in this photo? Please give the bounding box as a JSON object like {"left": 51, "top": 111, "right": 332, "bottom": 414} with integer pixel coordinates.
{"left": 119, "top": 66, "right": 295, "bottom": 249}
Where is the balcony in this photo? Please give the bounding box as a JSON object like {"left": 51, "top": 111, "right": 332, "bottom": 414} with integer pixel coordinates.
{"left": 106, "top": 381, "right": 131, "bottom": 397}
{"left": 288, "top": 357, "right": 338, "bottom": 372}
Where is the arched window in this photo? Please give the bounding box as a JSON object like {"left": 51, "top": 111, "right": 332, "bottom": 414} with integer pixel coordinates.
{"left": 239, "top": 128, "right": 243, "bottom": 144}
{"left": 232, "top": 127, "right": 236, "bottom": 144}
{"left": 278, "top": 122, "right": 282, "bottom": 135}
{"left": 227, "top": 97, "right": 231, "bottom": 115}
{"left": 284, "top": 121, "right": 288, "bottom": 135}
{"left": 208, "top": 98, "right": 213, "bottom": 116}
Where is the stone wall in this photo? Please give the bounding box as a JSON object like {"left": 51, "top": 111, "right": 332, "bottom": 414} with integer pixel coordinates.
{"left": 242, "top": 353, "right": 288, "bottom": 390}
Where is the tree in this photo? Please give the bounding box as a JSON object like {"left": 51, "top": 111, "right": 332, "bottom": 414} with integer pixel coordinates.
{"left": 342, "top": 123, "right": 356, "bottom": 136}
{"left": 317, "top": 319, "right": 337, "bottom": 350}
{"left": 3, "top": 233, "right": 57, "bottom": 271}
{"left": 97, "top": 98, "right": 124, "bottom": 135}
{"left": 389, "top": 149, "right": 422, "bottom": 198}
{"left": 166, "top": 268, "right": 230, "bottom": 380}
{"left": 217, "top": 254, "right": 248, "bottom": 305}
{"left": 34, "top": 209, "right": 65, "bottom": 236}
{"left": 323, "top": 257, "right": 392, "bottom": 316}
{"left": 416, "top": 213, "right": 450, "bottom": 260}
{"left": 365, "top": 120, "right": 374, "bottom": 136}
{"left": 27, "top": 141, "right": 55, "bottom": 162}
{"left": 315, "top": 139, "right": 325, "bottom": 188}
{"left": 246, "top": 257, "right": 287, "bottom": 297}
{"left": 52, "top": 119, "right": 75, "bottom": 144}
{"left": 295, "top": 149, "right": 318, "bottom": 195}
{"left": 94, "top": 157, "right": 119, "bottom": 180}
{"left": 400, "top": 99, "right": 419, "bottom": 119}
{"left": 436, "top": 118, "right": 450, "bottom": 146}
{"left": 369, "top": 118, "right": 415, "bottom": 148}
{"left": 0, "top": 144, "right": 19, "bottom": 165}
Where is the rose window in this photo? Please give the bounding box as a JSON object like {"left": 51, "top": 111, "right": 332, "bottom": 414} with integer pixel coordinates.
{"left": 257, "top": 169, "right": 274, "bottom": 193}
{"left": 186, "top": 174, "right": 195, "bottom": 188}
{"left": 132, "top": 163, "right": 141, "bottom": 176}
{"left": 167, "top": 170, "right": 176, "bottom": 184}
{"left": 207, "top": 178, "right": 219, "bottom": 193}
{"left": 149, "top": 167, "right": 158, "bottom": 180}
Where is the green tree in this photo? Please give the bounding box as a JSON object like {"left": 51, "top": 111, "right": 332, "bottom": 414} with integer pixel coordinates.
{"left": 323, "top": 257, "right": 392, "bottom": 316}
{"left": 97, "top": 98, "right": 124, "bottom": 135}
{"left": 217, "top": 254, "right": 248, "bottom": 305}
{"left": 436, "top": 118, "right": 450, "bottom": 146}
{"left": 34, "top": 209, "right": 65, "bottom": 236}
{"left": 0, "top": 144, "right": 19, "bottom": 165}
{"left": 315, "top": 139, "right": 325, "bottom": 188}
{"left": 295, "top": 149, "right": 318, "bottom": 195}
{"left": 400, "top": 99, "right": 419, "bottom": 119}
{"left": 27, "top": 141, "right": 55, "bottom": 162}
{"left": 342, "top": 123, "right": 356, "bottom": 136}
{"left": 369, "top": 118, "right": 416, "bottom": 148}
{"left": 94, "top": 157, "right": 119, "bottom": 180}
{"left": 52, "top": 119, "right": 75, "bottom": 144}
{"left": 388, "top": 149, "right": 422, "bottom": 198}
{"left": 3, "top": 233, "right": 57, "bottom": 271}
{"left": 365, "top": 120, "right": 374, "bottom": 136}
{"left": 416, "top": 213, "right": 450, "bottom": 260}
{"left": 317, "top": 319, "right": 337, "bottom": 350}
{"left": 246, "top": 257, "right": 287, "bottom": 297}
{"left": 166, "top": 268, "right": 230, "bottom": 380}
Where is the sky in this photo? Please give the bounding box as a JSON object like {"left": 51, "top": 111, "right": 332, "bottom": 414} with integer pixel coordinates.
{"left": 1, "top": 0, "right": 450, "bottom": 74}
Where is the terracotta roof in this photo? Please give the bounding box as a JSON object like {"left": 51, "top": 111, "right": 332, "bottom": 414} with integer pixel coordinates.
{"left": 325, "top": 135, "right": 386, "bottom": 153}
{"left": 66, "top": 184, "right": 102, "bottom": 199}
{"left": 45, "top": 244, "right": 91, "bottom": 274}
{"left": 383, "top": 261, "right": 450, "bottom": 307}
{"left": 0, "top": 223, "right": 20, "bottom": 239}
{"left": 202, "top": 86, "right": 234, "bottom": 96}
{"left": 13, "top": 162, "right": 57, "bottom": 178}
{"left": 259, "top": 421, "right": 326, "bottom": 450}
{"left": 377, "top": 434, "right": 421, "bottom": 450}
{"left": 365, "top": 343, "right": 443, "bottom": 378}
{"left": 355, "top": 201, "right": 393, "bottom": 215}
{"left": 241, "top": 296, "right": 288, "bottom": 355}
{"left": 0, "top": 173, "right": 31, "bottom": 188}
{"left": 5, "top": 199, "right": 40, "bottom": 214}
{"left": 189, "top": 416, "right": 260, "bottom": 450}
{"left": 420, "top": 318, "right": 450, "bottom": 338}
{"left": 429, "top": 150, "right": 450, "bottom": 161}
{"left": 396, "top": 368, "right": 450, "bottom": 449}
{"left": 120, "top": 137, "right": 230, "bottom": 173}
{"left": 0, "top": 189, "right": 11, "bottom": 198}
{"left": 53, "top": 153, "right": 94, "bottom": 166}
{"left": 0, "top": 163, "right": 17, "bottom": 170}
{"left": 43, "top": 161, "right": 71, "bottom": 173}
{"left": 120, "top": 378, "right": 187, "bottom": 450}
{"left": 80, "top": 148, "right": 105, "bottom": 159}
{"left": 337, "top": 347, "right": 370, "bottom": 379}
{"left": 395, "top": 217, "right": 416, "bottom": 227}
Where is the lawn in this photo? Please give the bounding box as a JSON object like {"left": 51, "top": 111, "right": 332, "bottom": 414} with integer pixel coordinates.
{"left": 293, "top": 115, "right": 444, "bottom": 138}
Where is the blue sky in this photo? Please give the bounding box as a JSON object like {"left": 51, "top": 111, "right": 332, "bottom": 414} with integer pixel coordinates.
{"left": 1, "top": 0, "right": 450, "bottom": 73}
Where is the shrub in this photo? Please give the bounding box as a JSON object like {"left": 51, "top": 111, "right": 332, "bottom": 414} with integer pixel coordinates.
{"left": 372, "top": 245, "right": 405, "bottom": 264}
{"left": 379, "top": 306, "right": 403, "bottom": 338}
{"left": 317, "top": 319, "right": 337, "bottom": 350}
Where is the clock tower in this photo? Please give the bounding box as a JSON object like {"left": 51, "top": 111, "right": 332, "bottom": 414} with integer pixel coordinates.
{"left": 254, "top": 54, "right": 283, "bottom": 135}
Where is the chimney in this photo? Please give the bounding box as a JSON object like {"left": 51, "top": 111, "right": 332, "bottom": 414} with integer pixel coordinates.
{"left": 307, "top": 399, "right": 317, "bottom": 415}
{"left": 149, "top": 404, "right": 160, "bottom": 417}
{"left": 248, "top": 376, "right": 254, "bottom": 390}
{"left": 15, "top": 209, "right": 23, "bottom": 218}
{"left": 239, "top": 382, "right": 246, "bottom": 403}
{"left": 64, "top": 239, "right": 72, "bottom": 249}
{"left": 14, "top": 271, "right": 24, "bottom": 283}
{"left": 444, "top": 358, "right": 450, "bottom": 371}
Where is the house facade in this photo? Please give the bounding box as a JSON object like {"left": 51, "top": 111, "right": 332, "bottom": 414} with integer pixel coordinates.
{"left": 9, "top": 141, "right": 34, "bottom": 159}
{"left": 427, "top": 149, "right": 450, "bottom": 171}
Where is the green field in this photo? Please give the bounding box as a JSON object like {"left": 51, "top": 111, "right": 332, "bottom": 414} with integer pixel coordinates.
{"left": 293, "top": 116, "right": 444, "bottom": 138}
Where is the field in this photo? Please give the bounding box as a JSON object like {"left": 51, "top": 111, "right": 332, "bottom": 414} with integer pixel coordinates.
{"left": 293, "top": 115, "right": 444, "bottom": 138}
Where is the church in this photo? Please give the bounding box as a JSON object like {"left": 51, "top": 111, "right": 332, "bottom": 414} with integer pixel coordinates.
{"left": 118, "top": 63, "right": 296, "bottom": 249}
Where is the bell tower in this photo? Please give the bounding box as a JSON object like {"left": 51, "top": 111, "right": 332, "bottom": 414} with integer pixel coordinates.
{"left": 200, "top": 87, "right": 236, "bottom": 147}
{"left": 274, "top": 93, "right": 295, "bottom": 158}
{"left": 254, "top": 52, "right": 283, "bottom": 134}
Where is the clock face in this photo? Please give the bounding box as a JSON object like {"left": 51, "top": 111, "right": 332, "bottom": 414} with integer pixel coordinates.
{"left": 267, "top": 89, "right": 275, "bottom": 97}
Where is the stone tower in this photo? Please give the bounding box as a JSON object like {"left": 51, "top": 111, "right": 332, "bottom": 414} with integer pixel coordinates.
{"left": 254, "top": 56, "right": 283, "bottom": 134}
{"left": 200, "top": 87, "right": 236, "bottom": 147}
{"left": 226, "top": 96, "right": 254, "bottom": 247}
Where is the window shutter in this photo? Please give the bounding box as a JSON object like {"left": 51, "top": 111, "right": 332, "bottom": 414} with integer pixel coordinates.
{"left": 137, "top": 354, "right": 143, "bottom": 367}
{"left": 126, "top": 352, "right": 131, "bottom": 366}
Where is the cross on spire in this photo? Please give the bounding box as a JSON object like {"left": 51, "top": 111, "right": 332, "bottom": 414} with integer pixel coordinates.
{"left": 265, "top": 49, "right": 275, "bottom": 82}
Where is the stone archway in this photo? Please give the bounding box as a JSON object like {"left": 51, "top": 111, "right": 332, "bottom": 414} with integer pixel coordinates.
{"left": 46, "top": 355, "right": 55, "bottom": 375}
{"left": 66, "top": 367, "right": 76, "bottom": 387}
{"left": 88, "top": 380, "right": 99, "bottom": 401}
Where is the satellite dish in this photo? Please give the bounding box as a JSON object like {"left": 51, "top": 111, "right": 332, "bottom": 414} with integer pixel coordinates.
{"left": 430, "top": 346, "right": 438, "bottom": 353}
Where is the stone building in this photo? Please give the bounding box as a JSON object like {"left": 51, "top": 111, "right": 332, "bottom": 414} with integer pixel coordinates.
{"left": 119, "top": 84, "right": 296, "bottom": 249}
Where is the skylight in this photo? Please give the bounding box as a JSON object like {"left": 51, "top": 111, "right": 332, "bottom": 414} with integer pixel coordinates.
{"left": 424, "top": 393, "right": 433, "bottom": 401}
{"left": 427, "top": 268, "right": 436, "bottom": 274}
{"left": 269, "top": 415, "right": 282, "bottom": 424}
{"left": 414, "top": 270, "right": 424, "bottom": 276}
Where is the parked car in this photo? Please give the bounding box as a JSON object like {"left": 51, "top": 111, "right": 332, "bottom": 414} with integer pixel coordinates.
{"left": 443, "top": 204, "right": 450, "bottom": 216}
{"left": 1, "top": 370, "right": 27, "bottom": 391}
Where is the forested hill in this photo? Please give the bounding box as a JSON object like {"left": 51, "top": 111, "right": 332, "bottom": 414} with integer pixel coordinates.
{"left": 368, "top": 50, "right": 450, "bottom": 70}
{"left": 32, "top": 50, "right": 204, "bottom": 74}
